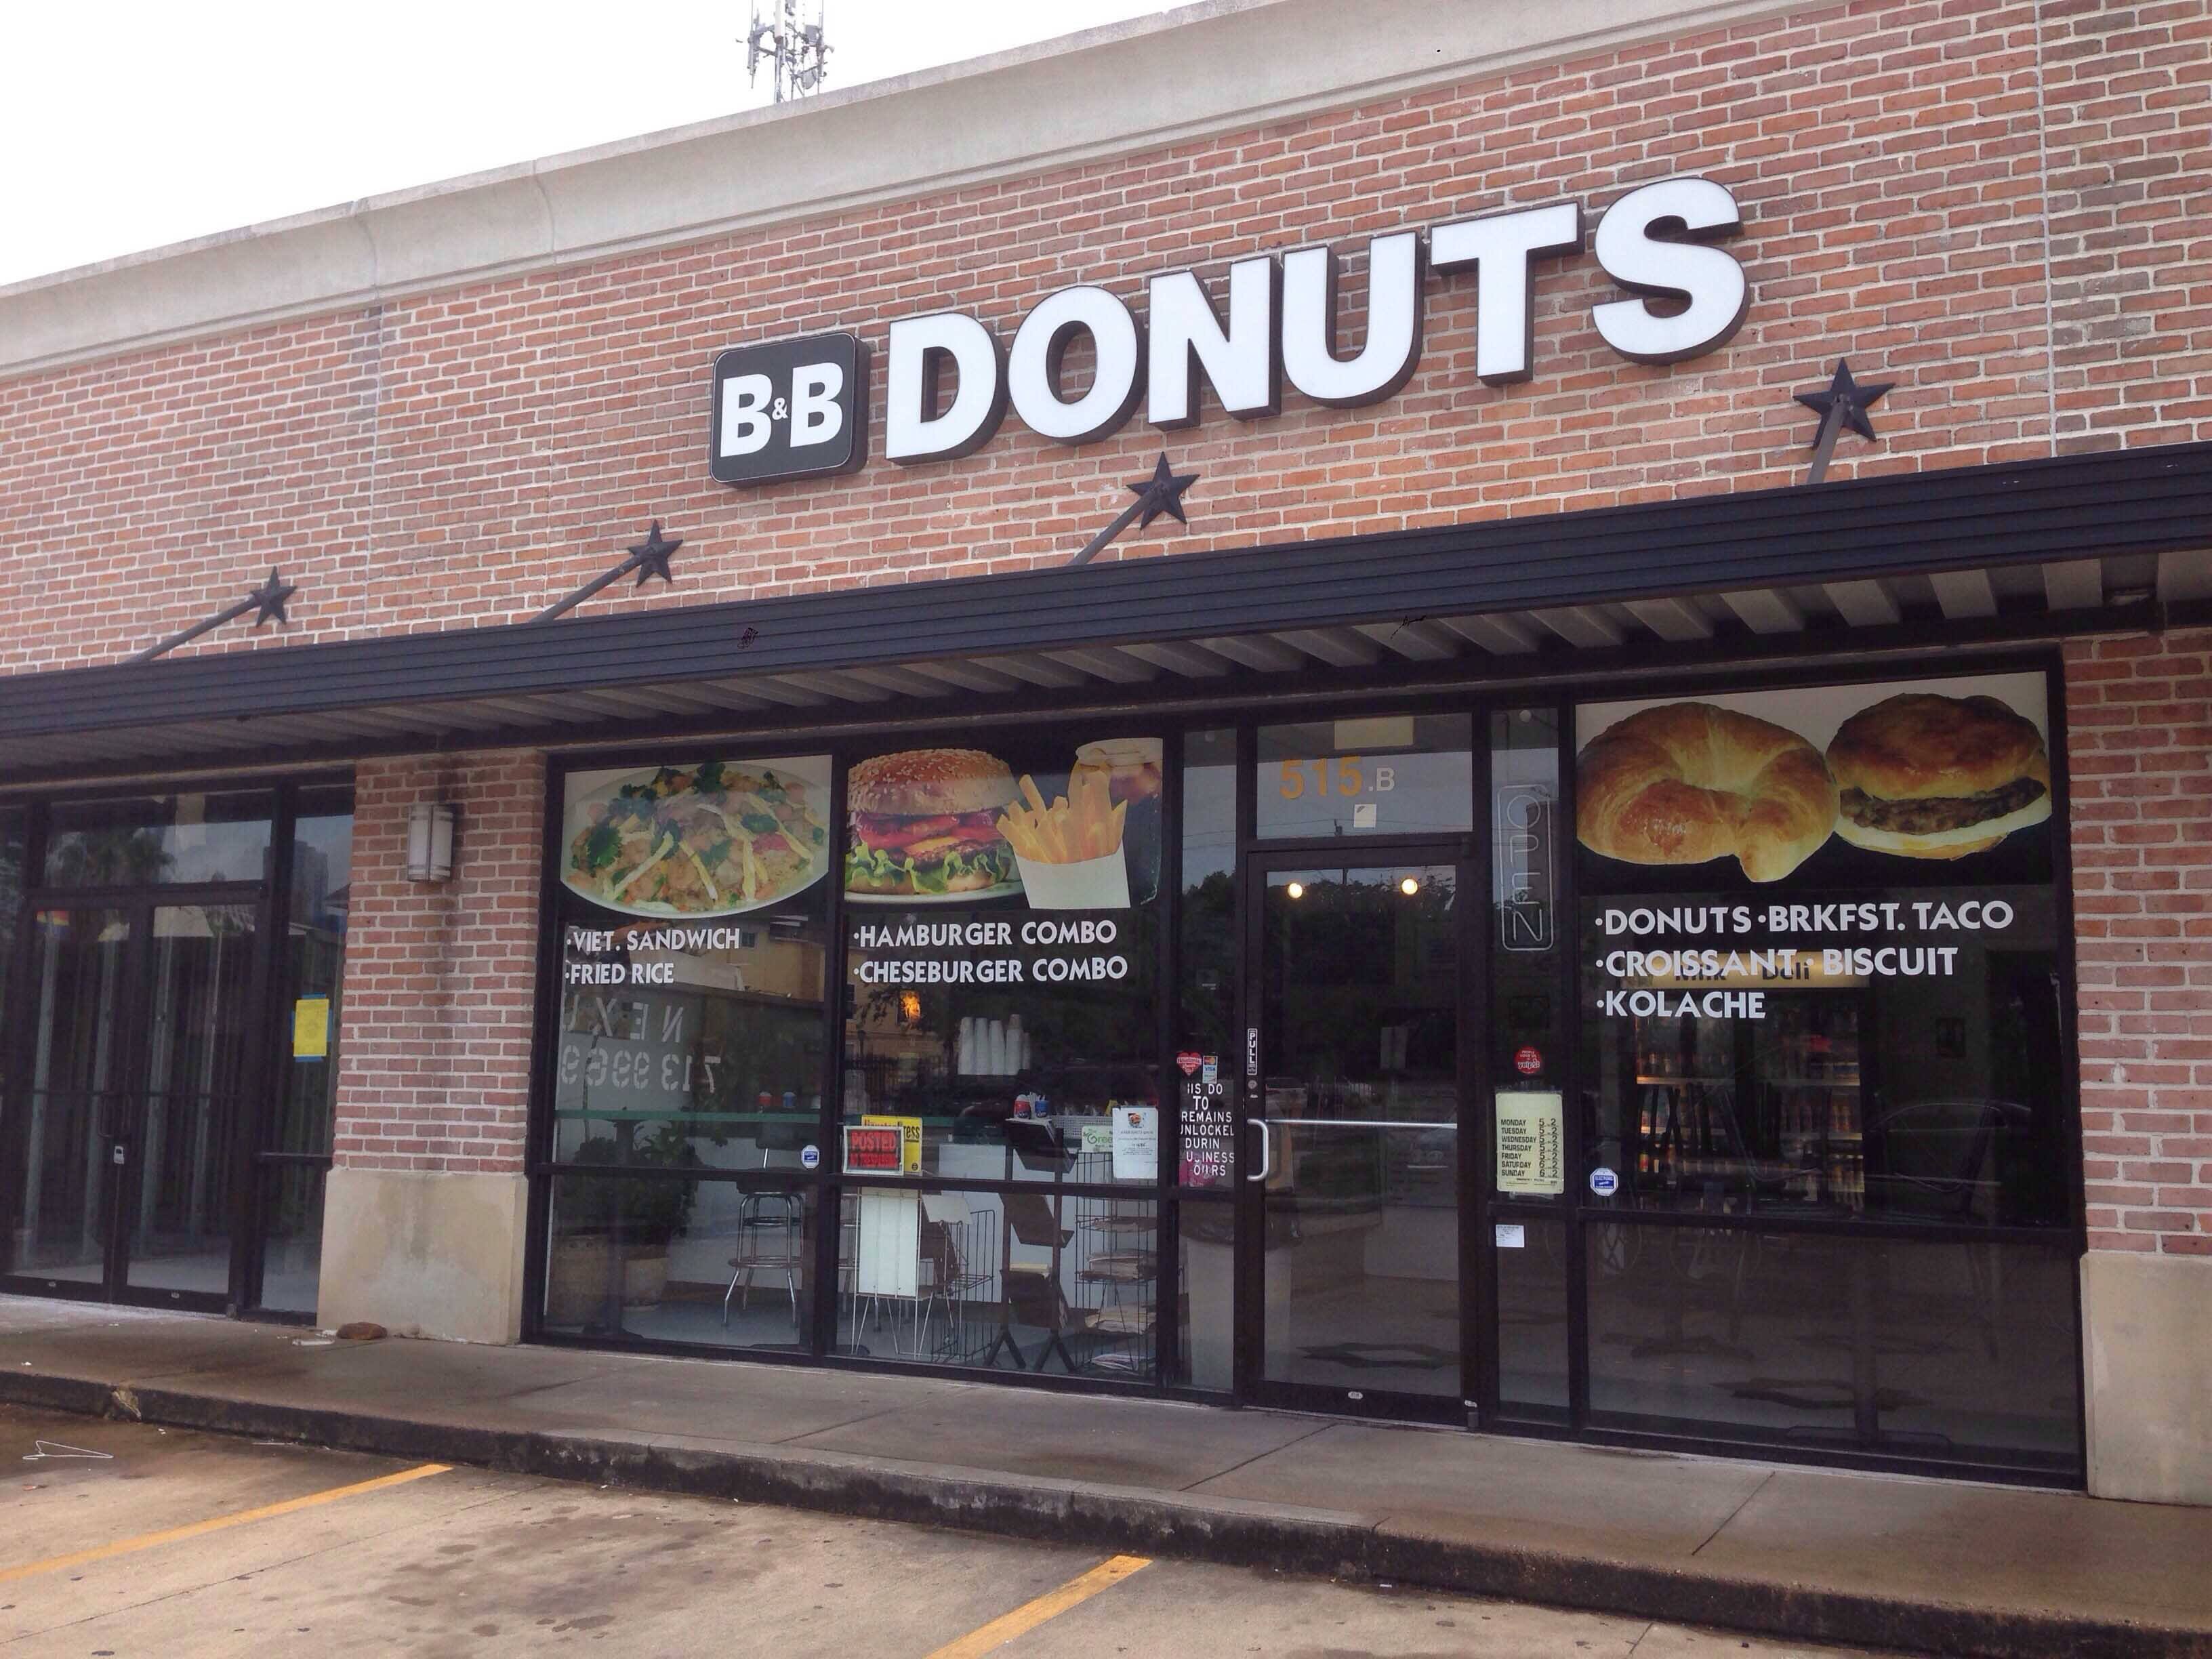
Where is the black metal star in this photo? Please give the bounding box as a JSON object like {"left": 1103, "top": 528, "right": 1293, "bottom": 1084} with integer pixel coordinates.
{"left": 248, "top": 568, "right": 296, "bottom": 627}
{"left": 1067, "top": 453, "right": 1202, "bottom": 567}
{"left": 1795, "top": 359, "right": 1894, "bottom": 485}
{"left": 536, "top": 520, "right": 685, "bottom": 621}
{"left": 628, "top": 520, "right": 682, "bottom": 588}
{"left": 1128, "top": 453, "right": 1200, "bottom": 530}
{"left": 127, "top": 566, "right": 302, "bottom": 662}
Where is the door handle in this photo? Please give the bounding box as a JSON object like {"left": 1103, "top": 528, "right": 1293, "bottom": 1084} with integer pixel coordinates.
{"left": 1246, "top": 1118, "right": 1271, "bottom": 1183}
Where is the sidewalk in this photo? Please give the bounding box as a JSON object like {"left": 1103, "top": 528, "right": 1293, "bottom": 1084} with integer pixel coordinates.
{"left": 1, "top": 1295, "right": 2205, "bottom": 1659}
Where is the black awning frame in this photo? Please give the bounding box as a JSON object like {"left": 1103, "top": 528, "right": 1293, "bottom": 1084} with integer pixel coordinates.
{"left": 7, "top": 441, "right": 2209, "bottom": 745}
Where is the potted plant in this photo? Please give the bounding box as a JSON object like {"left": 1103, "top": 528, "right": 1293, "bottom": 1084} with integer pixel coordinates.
{"left": 546, "top": 1125, "right": 700, "bottom": 1321}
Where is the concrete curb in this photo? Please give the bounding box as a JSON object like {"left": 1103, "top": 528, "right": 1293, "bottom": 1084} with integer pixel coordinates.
{"left": 3, "top": 1369, "right": 2203, "bottom": 1659}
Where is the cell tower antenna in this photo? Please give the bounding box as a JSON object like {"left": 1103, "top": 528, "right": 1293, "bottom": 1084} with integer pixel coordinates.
{"left": 746, "top": 0, "right": 832, "bottom": 104}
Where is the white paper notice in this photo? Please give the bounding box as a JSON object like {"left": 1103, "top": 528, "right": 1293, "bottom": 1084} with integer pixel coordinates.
{"left": 1111, "top": 1105, "right": 1159, "bottom": 1181}
{"left": 1494, "top": 1090, "right": 1565, "bottom": 1195}
{"left": 1494, "top": 1223, "right": 1527, "bottom": 1249}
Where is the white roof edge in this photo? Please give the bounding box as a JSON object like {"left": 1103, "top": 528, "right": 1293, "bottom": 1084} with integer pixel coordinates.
{"left": 0, "top": 0, "right": 1811, "bottom": 380}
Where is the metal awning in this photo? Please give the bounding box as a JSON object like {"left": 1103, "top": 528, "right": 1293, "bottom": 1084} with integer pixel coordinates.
{"left": 5, "top": 443, "right": 2209, "bottom": 787}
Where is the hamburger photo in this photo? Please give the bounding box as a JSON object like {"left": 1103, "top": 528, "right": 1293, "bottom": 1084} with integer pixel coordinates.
{"left": 845, "top": 747, "right": 1022, "bottom": 897}
{"left": 1824, "top": 693, "right": 2050, "bottom": 859}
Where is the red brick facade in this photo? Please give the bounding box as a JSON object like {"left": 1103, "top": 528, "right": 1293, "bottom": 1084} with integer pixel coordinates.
{"left": 4, "top": 0, "right": 2209, "bottom": 1250}
{"left": 335, "top": 752, "right": 545, "bottom": 1174}
{"left": 2068, "top": 628, "right": 2212, "bottom": 1256}
{"left": 3, "top": 0, "right": 2206, "bottom": 674}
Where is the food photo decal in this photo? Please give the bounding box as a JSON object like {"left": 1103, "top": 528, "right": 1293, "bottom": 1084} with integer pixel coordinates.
{"left": 565, "top": 761, "right": 830, "bottom": 916}
{"left": 1576, "top": 684, "right": 2049, "bottom": 882}
{"left": 845, "top": 748, "right": 1023, "bottom": 899}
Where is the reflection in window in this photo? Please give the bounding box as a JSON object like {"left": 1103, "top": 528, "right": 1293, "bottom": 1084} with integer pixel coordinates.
{"left": 43, "top": 792, "right": 274, "bottom": 887}
{"left": 1178, "top": 730, "right": 1237, "bottom": 1189}
{"left": 542, "top": 1172, "right": 816, "bottom": 1353}
{"left": 1586, "top": 1229, "right": 2079, "bottom": 1469}
{"left": 1256, "top": 713, "right": 1472, "bottom": 839}
{"left": 553, "top": 892, "right": 830, "bottom": 1170}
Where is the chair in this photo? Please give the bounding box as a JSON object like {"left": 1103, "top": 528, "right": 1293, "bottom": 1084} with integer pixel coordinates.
{"left": 987, "top": 1191, "right": 1076, "bottom": 1372}
{"left": 723, "top": 1191, "right": 805, "bottom": 1331}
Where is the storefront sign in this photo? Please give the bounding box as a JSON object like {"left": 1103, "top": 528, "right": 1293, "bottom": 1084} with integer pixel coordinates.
{"left": 1181, "top": 1076, "right": 1233, "bottom": 1188}
{"left": 710, "top": 332, "right": 869, "bottom": 485}
{"left": 1494, "top": 1090, "right": 1565, "bottom": 1195}
{"left": 861, "top": 1113, "right": 924, "bottom": 1172}
{"left": 842, "top": 1123, "right": 903, "bottom": 1173}
{"left": 711, "top": 176, "right": 1748, "bottom": 483}
{"left": 1494, "top": 784, "right": 1555, "bottom": 951}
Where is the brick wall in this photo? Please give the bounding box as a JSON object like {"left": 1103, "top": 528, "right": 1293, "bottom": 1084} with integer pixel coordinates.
{"left": 2, "top": 0, "right": 2207, "bottom": 677}
{"left": 333, "top": 752, "right": 545, "bottom": 1173}
{"left": 2066, "top": 626, "right": 2212, "bottom": 1256}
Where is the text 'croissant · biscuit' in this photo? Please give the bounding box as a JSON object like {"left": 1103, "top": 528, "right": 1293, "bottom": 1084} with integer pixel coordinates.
{"left": 1576, "top": 702, "right": 1839, "bottom": 883}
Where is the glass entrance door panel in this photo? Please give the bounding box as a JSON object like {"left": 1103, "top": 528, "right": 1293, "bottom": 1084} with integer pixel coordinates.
{"left": 123, "top": 905, "right": 257, "bottom": 1298}
{"left": 14, "top": 909, "right": 133, "bottom": 1288}
{"left": 1252, "top": 860, "right": 1461, "bottom": 1412}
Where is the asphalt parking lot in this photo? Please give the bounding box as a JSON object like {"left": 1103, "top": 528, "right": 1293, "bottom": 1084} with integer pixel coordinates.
{"left": 0, "top": 1403, "right": 1906, "bottom": 1657}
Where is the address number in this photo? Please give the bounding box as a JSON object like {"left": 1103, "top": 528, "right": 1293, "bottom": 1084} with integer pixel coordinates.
{"left": 1277, "top": 756, "right": 1397, "bottom": 800}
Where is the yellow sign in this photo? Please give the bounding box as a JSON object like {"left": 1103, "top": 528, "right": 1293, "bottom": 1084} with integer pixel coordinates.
{"left": 292, "top": 996, "right": 331, "bottom": 1061}
{"left": 861, "top": 1113, "right": 923, "bottom": 1173}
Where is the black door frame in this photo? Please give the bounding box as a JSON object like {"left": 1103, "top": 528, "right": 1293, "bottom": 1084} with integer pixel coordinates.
{"left": 1234, "top": 838, "right": 1483, "bottom": 1425}
{"left": 0, "top": 884, "right": 262, "bottom": 1313}
{"left": 0, "top": 776, "right": 349, "bottom": 1319}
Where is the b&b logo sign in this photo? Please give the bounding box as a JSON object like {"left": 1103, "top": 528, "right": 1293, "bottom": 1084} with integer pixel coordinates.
{"left": 708, "top": 332, "right": 869, "bottom": 486}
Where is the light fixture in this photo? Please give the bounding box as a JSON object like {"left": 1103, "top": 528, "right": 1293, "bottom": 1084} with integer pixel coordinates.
{"left": 1399, "top": 876, "right": 1420, "bottom": 896}
{"left": 405, "top": 802, "right": 457, "bottom": 882}
{"left": 1285, "top": 881, "right": 1305, "bottom": 900}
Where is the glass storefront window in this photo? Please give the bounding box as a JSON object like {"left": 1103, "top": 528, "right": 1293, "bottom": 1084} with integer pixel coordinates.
{"left": 552, "top": 758, "right": 833, "bottom": 1172}
{"left": 542, "top": 1172, "right": 817, "bottom": 1352}
{"left": 840, "top": 738, "right": 1162, "bottom": 1184}
{"left": 0, "top": 806, "right": 20, "bottom": 1150}
{"left": 274, "top": 789, "right": 352, "bottom": 1157}
{"left": 43, "top": 792, "right": 274, "bottom": 886}
{"left": 1494, "top": 1215, "right": 1569, "bottom": 1419}
{"left": 1573, "top": 672, "right": 2071, "bottom": 1229}
{"left": 1585, "top": 1229, "right": 2079, "bottom": 1469}
{"left": 836, "top": 1185, "right": 1158, "bottom": 1379}
{"left": 1256, "top": 713, "right": 1471, "bottom": 839}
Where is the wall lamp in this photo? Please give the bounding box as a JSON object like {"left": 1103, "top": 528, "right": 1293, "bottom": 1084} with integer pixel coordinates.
{"left": 406, "top": 802, "right": 457, "bottom": 882}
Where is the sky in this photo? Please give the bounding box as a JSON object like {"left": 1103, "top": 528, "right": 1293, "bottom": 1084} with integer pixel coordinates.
{"left": 0, "top": 1, "right": 1185, "bottom": 289}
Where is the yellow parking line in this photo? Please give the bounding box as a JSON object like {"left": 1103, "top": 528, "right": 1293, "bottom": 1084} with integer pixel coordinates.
{"left": 0, "top": 1461, "right": 451, "bottom": 1584}
{"left": 924, "top": 1553, "right": 1151, "bottom": 1659}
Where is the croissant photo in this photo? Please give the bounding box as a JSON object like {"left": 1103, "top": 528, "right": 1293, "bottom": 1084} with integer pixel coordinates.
{"left": 1576, "top": 701, "right": 1838, "bottom": 883}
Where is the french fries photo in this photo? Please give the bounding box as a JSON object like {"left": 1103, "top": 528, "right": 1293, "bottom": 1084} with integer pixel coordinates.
{"left": 998, "top": 767, "right": 1128, "bottom": 865}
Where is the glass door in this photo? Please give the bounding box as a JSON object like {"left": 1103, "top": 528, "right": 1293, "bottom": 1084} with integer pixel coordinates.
{"left": 6, "top": 901, "right": 258, "bottom": 1309}
{"left": 10, "top": 907, "right": 134, "bottom": 1292}
{"left": 1240, "top": 851, "right": 1467, "bottom": 1420}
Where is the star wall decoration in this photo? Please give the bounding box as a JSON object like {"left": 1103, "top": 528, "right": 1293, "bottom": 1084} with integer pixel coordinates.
{"left": 1795, "top": 359, "right": 1894, "bottom": 485}
{"left": 127, "top": 566, "right": 301, "bottom": 663}
{"left": 537, "top": 520, "right": 685, "bottom": 621}
{"left": 1067, "top": 453, "right": 1202, "bottom": 566}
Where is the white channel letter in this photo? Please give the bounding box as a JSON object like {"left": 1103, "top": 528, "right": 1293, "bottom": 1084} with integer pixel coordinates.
{"left": 1591, "top": 176, "right": 1750, "bottom": 365}
{"left": 1428, "top": 201, "right": 1584, "bottom": 385}
{"left": 1008, "top": 285, "right": 1145, "bottom": 445}
{"left": 788, "top": 361, "right": 844, "bottom": 448}
{"left": 885, "top": 312, "right": 1008, "bottom": 464}
{"left": 718, "top": 371, "right": 773, "bottom": 457}
{"left": 1147, "top": 258, "right": 1280, "bottom": 428}
{"left": 1279, "top": 231, "right": 1425, "bottom": 409}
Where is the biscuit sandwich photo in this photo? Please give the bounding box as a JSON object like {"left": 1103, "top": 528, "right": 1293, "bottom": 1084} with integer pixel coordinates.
{"left": 1824, "top": 693, "right": 2051, "bottom": 860}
